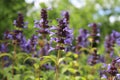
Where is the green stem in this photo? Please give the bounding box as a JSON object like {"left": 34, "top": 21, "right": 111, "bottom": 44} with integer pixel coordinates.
{"left": 38, "top": 65, "right": 41, "bottom": 80}
{"left": 1, "top": 58, "right": 4, "bottom": 79}
{"left": 12, "top": 41, "right": 17, "bottom": 80}
{"left": 56, "top": 50, "right": 60, "bottom": 80}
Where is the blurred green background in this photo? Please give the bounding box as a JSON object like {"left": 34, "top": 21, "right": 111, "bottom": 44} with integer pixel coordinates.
{"left": 0, "top": 0, "right": 120, "bottom": 40}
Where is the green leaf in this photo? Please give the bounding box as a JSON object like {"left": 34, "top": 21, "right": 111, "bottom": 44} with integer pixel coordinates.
{"left": 14, "top": 74, "right": 21, "bottom": 80}
{"left": 0, "top": 53, "right": 12, "bottom": 59}
{"left": 39, "top": 58, "right": 50, "bottom": 66}
{"left": 58, "top": 57, "right": 65, "bottom": 64}
{"left": 43, "top": 55, "right": 57, "bottom": 64}
{"left": 23, "top": 57, "right": 36, "bottom": 63}
{"left": 68, "top": 68, "right": 77, "bottom": 74}
{"left": 33, "top": 63, "right": 39, "bottom": 69}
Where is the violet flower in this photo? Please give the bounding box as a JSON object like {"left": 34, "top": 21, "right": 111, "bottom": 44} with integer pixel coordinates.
{"left": 4, "top": 30, "right": 13, "bottom": 40}
{"left": 100, "top": 57, "right": 120, "bottom": 79}
{"left": 88, "top": 49, "right": 101, "bottom": 65}
{"left": 13, "top": 13, "right": 28, "bottom": 28}
{"left": 75, "top": 29, "right": 89, "bottom": 54}
{"left": 104, "top": 30, "right": 120, "bottom": 56}
{"left": 34, "top": 8, "right": 54, "bottom": 56}
{"left": 4, "top": 30, "right": 24, "bottom": 45}
{"left": 34, "top": 9, "right": 50, "bottom": 38}
{"left": 104, "top": 35, "right": 115, "bottom": 56}
{"left": 0, "top": 43, "right": 8, "bottom": 53}
{"left": 0, "top": 43, "right": 11, "bottom": 67}
{"left": 21, "top": 35, "right": 38, "bottom": 53}
{"left": 52, "top": 11, "right": 73, "bottom": 50}
{"left": 37, "top": 43, "right": 54, "bottom": 56}
{"left": 106, "top": 58, "right": 119, "bottom": 76}
{"left": 88, "top": 23, "right": 101, "bottom": 48}
{"left": 112, "top": 30, "right": 120, "bottom": 46}
{"left": 88, "top": 23, "right": 101, "bottom": 65}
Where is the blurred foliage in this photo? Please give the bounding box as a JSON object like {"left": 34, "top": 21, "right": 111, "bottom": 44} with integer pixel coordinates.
{"left": 1, "top": 0, "right": 120, "bottom": 40}
{"left": 38, "top": 0, "right": 120, "bottom": 39}
{"left": 0, "top": 0, "right": 28, "bottom": 39}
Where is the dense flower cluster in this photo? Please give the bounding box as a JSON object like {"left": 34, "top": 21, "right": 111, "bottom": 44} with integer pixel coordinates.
{"left": 104, "top": 30, "right": 120, "bottom": 56}
{"left": 88, "top": 49, "right": 102, "bottom": 65}
{"left": 87, "top": 23, "right": 101, "bottom": 65}
{"left": 13, "top": 13, "right": 28, "bottom": 28}
{"left": 88, "top": 23, "right": 101, "bottom": 48}
{"left": 51, "top": 11, "right": 73, "bottom": 51}
{"left": 75, "top": 29, "right": 89, "bottom": 54}
{"left": 34, "top": 9, "right": 50, "bottom": 38}
{"left": 0, "top": 43, "right": 8, "bottom": 53}
{"left": 20, "top": 35, "right": 38, "bottom": 53}
{"left": 100, "top": 58, "right": 120, "bottom": 79}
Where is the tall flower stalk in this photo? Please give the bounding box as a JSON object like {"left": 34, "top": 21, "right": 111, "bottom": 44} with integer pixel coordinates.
{"left": 51, "top": 11, "right": 73, "bottom": 80}
{"left": 88, "top": 23, "right": 101, "bottom": 65}
{"left": 34, "top": 8, "right": 53, "bottom": 57}
{"left": 6, "top": 12, "right": 28, "bottom": 79}
{"left": 34, "top": 8, "right": 53, "bottom": 80}
{"left": 75, "top": 29, "right": 89, "bottom": 54}
{"left": 104, "top": 30, "right": 120, "bottom": 57}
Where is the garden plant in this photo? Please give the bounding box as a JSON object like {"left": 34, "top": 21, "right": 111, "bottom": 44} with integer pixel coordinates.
{"left": 0, "top": 8, "right": 120, "bottom": 80}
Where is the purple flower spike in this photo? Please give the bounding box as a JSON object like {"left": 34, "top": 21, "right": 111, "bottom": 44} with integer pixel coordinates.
{"left": 104, "top": 30, "right": 120, "bottom": 56}
{"left": 88, "top": 23, "right": 101, "bottom": 48}
{"left": 21, "top": 35, "right": 38, "bottom": 53}
{"left": 107, "top": 63, "right": 118, "bottom": 76}
{"left": 34, "top": 9, "right": 49, "bottom": 29}
{"left": 54, "top": 11, "right": 73, "bottom": 49}
{"left": 87, "top": 49, "right": 101, "bottom": 65}
{"left": 14, "top": 13, "right": 28, "bottom": 28}
{"left": 75, "top": 29, "right": 89, "bottom": 54}
{"left": 62, "top": 11, "right": 69, "bottom": 23}
{"left": 77, "top": 29, "right": 89, "bottom": 47}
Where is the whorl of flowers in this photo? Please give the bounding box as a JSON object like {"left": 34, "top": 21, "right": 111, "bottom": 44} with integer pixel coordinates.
{"left": 0, "top": 43, "right": 8, "bottom": 53}
{"left": 13, "top": 13, "right": 28, "bottom": 28}
{"left": 104, "top": 30, "right": 120, "bottom": 56}
{"left": 75, "top": 29, "right": 89, "bottom": 54}
{"left": 87, "top": 23, "right": 101, "bottom": 65}
{"left": 100, "top": 57, "right": 120, "bottom": 79}
{"left": 107, "top": 59, "right": 118, "bottom": 76}
{"left": 88, "top": 49, "right": 101, "bottom": 65}
{"left": 34, "top": 9, "right": 50, "bottom": 37}
{"left": 53, "top": 11, "right": 73, "bottom": 50}
{"left": 20, "top": 35, "right": 38, "bottom": 53}
{"left": 4, "top": 30, "right": 24, "bottom": 44}
{"left": 4, "top": 13, "right": 28, "bottom": 44}
{"left": 88, "top": 23, "right": 101, "bottom": 48}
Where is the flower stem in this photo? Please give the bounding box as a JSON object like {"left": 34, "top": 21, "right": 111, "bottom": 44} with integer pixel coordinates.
{"left": 12, "top": 41, "right": 17, "bottom": 80}
{"left": 56, "top": 50, "right": 60, "bottom": 80}
{"left": 38, "top": 65, "right": 41, "bottom": 80}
